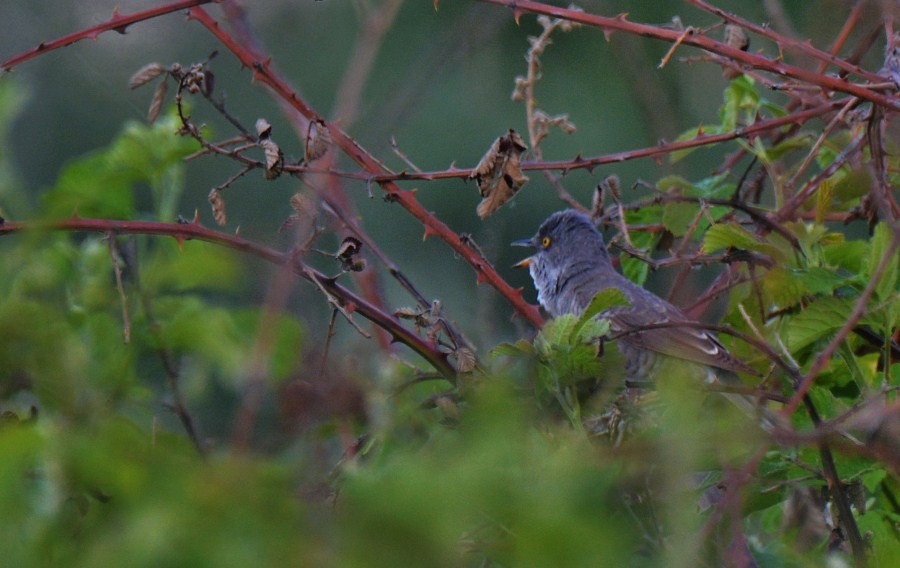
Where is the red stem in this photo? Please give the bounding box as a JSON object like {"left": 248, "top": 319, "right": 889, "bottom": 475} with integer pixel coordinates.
{"left": 0, "top": 217, "right": 457, "bottom": 380}
{"left": 479, "top": 0, "right": 899, "bottom": 110}
{"left": 187, "top": 6, "right": 544, "bottom": 329}
{"left": 1, "top": 0, "right": 220, "bottom": 72}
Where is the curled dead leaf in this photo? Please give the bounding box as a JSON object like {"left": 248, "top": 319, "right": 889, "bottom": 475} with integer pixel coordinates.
{"left": 129, "top": 63, "right": 166, "bottom": 89}
{"left": 208, "top": 188, "right": 226, "bottom": 226}
{"left": 335, "top": 236, "right": 365, "bottom": 272}
{"left": 722, "top": 25, "right": 749, "bottom": 79}
{"left": 454, "top": 347, "right": 477, "bottom": 373}
{"left": 255, "top": 118, "right": 273, "bottom": 139}
{"left": 290, "top": 192, "right": 316, "bottom": 217}
{"left": 259, "top": 138, "right": 284, "bottom": 179}
{"left": 280, "top": 192, "right": 317, "bottom": 233}
{"left": 469, "top": 129, "right": 529, "bottom": 219}
{"left": 147, "top": 78, "right": 168, "bottom": 123}
{"left": 305, "top": 119, "right": 332, "bottom": 162}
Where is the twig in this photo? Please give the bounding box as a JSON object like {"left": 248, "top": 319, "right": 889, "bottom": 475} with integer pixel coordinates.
{"left": 106, "top": 234, "right": 132, "bottom": 343}
{"left": 480, "top": 0, "right": 899, "bottom": 110}
{"left": 0, "top": 0, "right": 219, "bottom": 72}
{"left": 187, "top": 5, "right": 544, "bottom": 329}
{"left": 0, "top": 217, "right": 457, "bottom": 380}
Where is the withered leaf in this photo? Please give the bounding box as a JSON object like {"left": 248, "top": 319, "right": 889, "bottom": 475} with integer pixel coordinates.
{"left": 258, "top": 138, "right": 284, "bottom": 179}
{"left": 203, "top": 70, "right": 215, "bottom": 97}
{"left": 335, "top": 236, "right": 363, "bottom": 261}
{"left": 280, "top": 193, "right": 317, "bottom": 233}
{"left": 305, "top": 119, "right": 331, "bottom": 162}
{"left": 129, "top": 63, "right": 166, "bottom": 89}
{"left": 469, "top": 129, "right": 529, "bottom": 218}
{"left": 290, "top": 192, "right": 316, "bottom": 217}
{"left": 147, "top": 78, "right": 168, "bottom": 123}
{"left": 255, "top": 118, "right": 273, "bottom": 139}
{"left": 722, "top": 25, "right": 749, "bottom": 79}
{"left": 394, "top": 307, "right": 420, "bottom": 320}
{"left": 454, "top": 347, "right": 477, "bottom": 373}
{"left": 724, "top": 24, "right": 750, "bottom": 51}
{"left": 208, "top": 188, "right": 226, "bottom": 226}
{"left": 279, "top": 214, "right": 301, "bottom": 233}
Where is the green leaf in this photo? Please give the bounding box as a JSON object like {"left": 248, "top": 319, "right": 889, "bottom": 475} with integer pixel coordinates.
{"left": 765, "top": 133, "right": 813, "bottom": 161}
{"left": 621, "top": 256, "right": 649, "bottom": 287}
{"left": 823, "top": 239, "right": 868, "bottom": 273}
{"left": 669, "top": 125, "right": 722, "bottom": 163}
{"left": 702, "top": 222, "right": 780, "bottom": 258}
{"left": 143, "top": 239, "right": 244, "bottom": 294}
{"left": 867, "top": 223, "right": 899, "bottom": 303}
{"left": 661, "top": 201, "right": 698, "bottom": 237}
{"left": 574, "top": 288, "right": 629, "bottom": 331}
{"left": 786, "top": 296, "right": 854, "bottom": 352}
{"left": 534, "top": 315, "right": 578, "bottom": 357}
{"left": 794, "top": 266, "right": 853, "bottom": 296}
{"left": 40, "top": 114, "right": 198, "bottom": 221}
{"left": 761, "top": 267, "right": 807, "bottom": 308}
{"left": 41, "top": 150, "right": 136, "bottom": 219}
{"left": 720, "top": 75, "right": 760, "bottom": 131}
{"left": 490, "top": 340, "right": 534, "bottom": 358}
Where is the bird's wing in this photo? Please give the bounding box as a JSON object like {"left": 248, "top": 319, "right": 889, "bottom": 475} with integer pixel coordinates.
{"left": 609, "top": 308, "right": 759, "bottom": 377}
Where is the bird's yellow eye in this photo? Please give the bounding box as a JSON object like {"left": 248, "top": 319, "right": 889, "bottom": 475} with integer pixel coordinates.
{"left": 541, "top": 236, "right": 552, "bottom": 248}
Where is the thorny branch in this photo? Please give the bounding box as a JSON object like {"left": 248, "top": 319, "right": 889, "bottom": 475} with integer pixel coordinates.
{"left": 0, "top": 217, "right": 457, "bottom": 381}
{"left": 4, "top": 1, "right": 899, "bottom": 562}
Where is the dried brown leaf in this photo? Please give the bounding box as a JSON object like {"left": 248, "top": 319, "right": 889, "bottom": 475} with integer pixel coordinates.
{"left": 469, "top": 129, "right": 529, "bottom": 219}
{"left": 290, "top": 192, "right": 316, "bottom": 217}
{"left": 724, "top": 24, "right": 749, "bottom": 51}
{"left": 203, "top": 70, "right": 215, "bottom": 97}
{"left": 208, "top": 188, "right": 226, "bottom": 226}
{"left": 255, "top": 118, "right": 273, "bottom": 139}
{"left": 722, "top": 25, "right": 749, "bottom": 79}
{"left": 455, "top": 347, "right": 476, "bottom": 373}
{"left": 259, "top": 138, "right": 284, "bottom": 179}
{"left": 147, "top": 78, "right": 168, "bottom": 123}
{"left": 394, "top": 307, "right": 420, "bottom": 320}
{"left": 129, "top": 63, "right": 166, "bottom": 89}
{"left": 305, "top": 119, "right": 332, "bottom": 162}
{"left": 279, "top": 214, "right": 301, "bottom": 233}
{"left": 600, "top": 174, "right": 620, "bottom": 200}
{"left": 336, "top": 236, "right": 363, "bottom": 261}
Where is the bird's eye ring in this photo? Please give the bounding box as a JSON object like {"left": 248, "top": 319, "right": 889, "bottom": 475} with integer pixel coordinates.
{"left": 541, "top": 236, "right": 552, "bottom": 248}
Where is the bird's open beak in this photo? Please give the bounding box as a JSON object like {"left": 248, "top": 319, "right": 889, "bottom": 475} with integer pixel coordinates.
{"left": 511, "top": 238, "right": 534, "bottom": 268}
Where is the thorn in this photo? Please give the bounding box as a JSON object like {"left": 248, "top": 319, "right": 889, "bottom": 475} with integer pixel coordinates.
{"left": 235, "top": 225, "right": 241, "bottom": 236}
{"left": 422, "top": 225, "right": 440, "bottom": 241}
{"left": 192, "top": 209, "right": 201, "bottom": 224}
{"left": 513, "top": 8, "right": 523, "bottom": 25}
{"left": 475, "top": 269, "right": 488, "bottom": 284}
{"left": 175, "top": 235, "right": 185, "bottom": 251}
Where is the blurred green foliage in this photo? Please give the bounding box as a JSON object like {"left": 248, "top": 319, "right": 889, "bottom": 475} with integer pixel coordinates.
{"left": 0, "top": 3, "right": 899, "bottom": 567}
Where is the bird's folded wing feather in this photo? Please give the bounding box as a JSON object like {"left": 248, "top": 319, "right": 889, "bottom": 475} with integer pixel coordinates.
{"left": 609, "top": 310, "right": 759, "bottom": 376}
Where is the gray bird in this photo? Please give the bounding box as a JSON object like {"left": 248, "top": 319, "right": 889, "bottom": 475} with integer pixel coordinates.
{"left": 513, "top": 209, "right": 763, "bottom": 415}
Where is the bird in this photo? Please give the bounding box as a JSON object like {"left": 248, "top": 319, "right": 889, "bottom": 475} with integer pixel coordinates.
{"left": 513, "top": 209, "right": 765, "bottom": 419}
